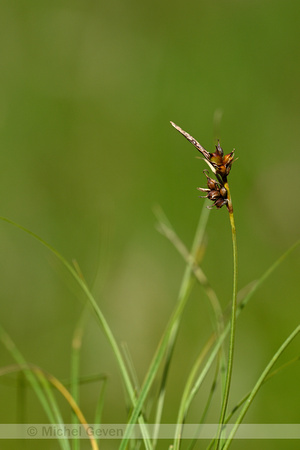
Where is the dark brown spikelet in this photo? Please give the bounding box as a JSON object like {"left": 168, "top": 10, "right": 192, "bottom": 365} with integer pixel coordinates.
{"left": 197, "top": 170, "right": 228, "bottom": 209}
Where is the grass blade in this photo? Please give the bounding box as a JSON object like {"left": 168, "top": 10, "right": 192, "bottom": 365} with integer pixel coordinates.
{"left": 222, "top": 324, "right": 300, "bottom": 449}
{"left": 0, "top": 326, "right": 67, "bottom": 450}
{"left": 173, "top": 334, "right": 215, "bottom": 450}
{"left": 94, "top": 377, "right": 108, "bottom": 425}
{"left": 178, "top": 240, "right": 300, "bottom": 449}
{"left": 155, "top": 204, "right": 227, "bottom": 434}
{"left": 34, "top": 370, "right": 71, "bottom": 450}
{"left": 70, "top": 307, "right": 90, "bottom": 450}
{"left": 155, "top": 205, "right": 223, "bottom": 336}
{"left": 0, "top": 216, "right": 151, "bottom": 447}
{"left": 225, "top": 355, "right": 299, "bottom": 424}
{"left": 120, "top": 203, "right": 211, "bottom": 449}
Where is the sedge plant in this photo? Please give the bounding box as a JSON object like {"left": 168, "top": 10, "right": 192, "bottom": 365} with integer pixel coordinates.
{"left": 169, "top": 121, "right": 298, "bottom": 449}
{"left": 0, "top": 121, "right": 299, "bottom": 450}
{"left": 170, "top": 121, "right": 237, "bottom": 449}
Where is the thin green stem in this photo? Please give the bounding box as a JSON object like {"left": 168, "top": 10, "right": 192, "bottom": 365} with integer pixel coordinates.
{"left": 215, "top": 181, "right": 237, "bottom": 448}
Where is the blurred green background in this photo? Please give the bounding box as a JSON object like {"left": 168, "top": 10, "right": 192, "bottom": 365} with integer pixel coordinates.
{"left": 0, "top": 0, "right": 299, "bottom": 449}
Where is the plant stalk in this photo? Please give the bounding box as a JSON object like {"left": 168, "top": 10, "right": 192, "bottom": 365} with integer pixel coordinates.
{"left": 215, "top": 181, "right": 238, "bottom": 448}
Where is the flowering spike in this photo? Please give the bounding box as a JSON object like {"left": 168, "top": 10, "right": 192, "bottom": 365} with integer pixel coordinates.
{"left": 170, "top": 121, "right": 237, "bottom": 211}
{"left": 170, "top": 121, "right": 235, "bottom": 180}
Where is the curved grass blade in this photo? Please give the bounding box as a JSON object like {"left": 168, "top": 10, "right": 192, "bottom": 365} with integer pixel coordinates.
{"left": 152, "top": 202, "right": 212, "bottom": 447}
{"left": 222, "top": 324, "right": 300, "bottom": 449}
{"left": 121, "top": 203, "right": 211, "bottom": 449}
{"left": 0, "top": 359, "right": 100, "bottom": 449}
{"left": 70, "top": 306, "right": 90, "bottom": 450}
{"left": 0, "top": 216, "right": 151, "bottom": 448}
{"left": 152, "top": 323, "right": 177, "bottom": 448}
{"left": 175, "top": 239, "right": 300, "bottom": 449}
{"left": 34, "top": 370, "right": 71, "bottom": 450}
{"left": 38, "top": 368, "right": 99, "bottom": 450}
{"left": 186, "top": 361, "right": 221, "bottom": 450}
{"left": 16, "top": 372, "right": 26, "bottom": 424}
{"left": 94, "top": 376, "right": 108, "bottom": 428}
{"left": 0, "top": 326, "right": 69, "bottom": 450}
{"left": 154, "top": 204, "right": 226, "bottom": 438}
{"left": 120, "top": 275, "right": 194, "bottom": 449}
{"left": 239, "top": 239, "right": 299, "bottom": 311}
{"left": 225, "top": 355, "right": 299, "bottom": 424}
{"left": 173, "top": 334, "right": 215, "bottom": 450}
{"left": 154, "top": 205, "right": 224, "bottom": 336}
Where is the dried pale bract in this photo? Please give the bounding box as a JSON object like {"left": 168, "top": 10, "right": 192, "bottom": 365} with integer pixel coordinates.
{"left": 170, "top": 121, "right": 211, "bottom": 161}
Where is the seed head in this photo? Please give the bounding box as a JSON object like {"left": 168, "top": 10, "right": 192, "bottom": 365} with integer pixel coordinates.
{"left": 170, "top": 122, "right": 235, "bottom": 180}
{"left": 170, "top": 121, "right": 236, "bottom": 212}
{"left": 197, "top": 170, "right": 228, "bottom": 209}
